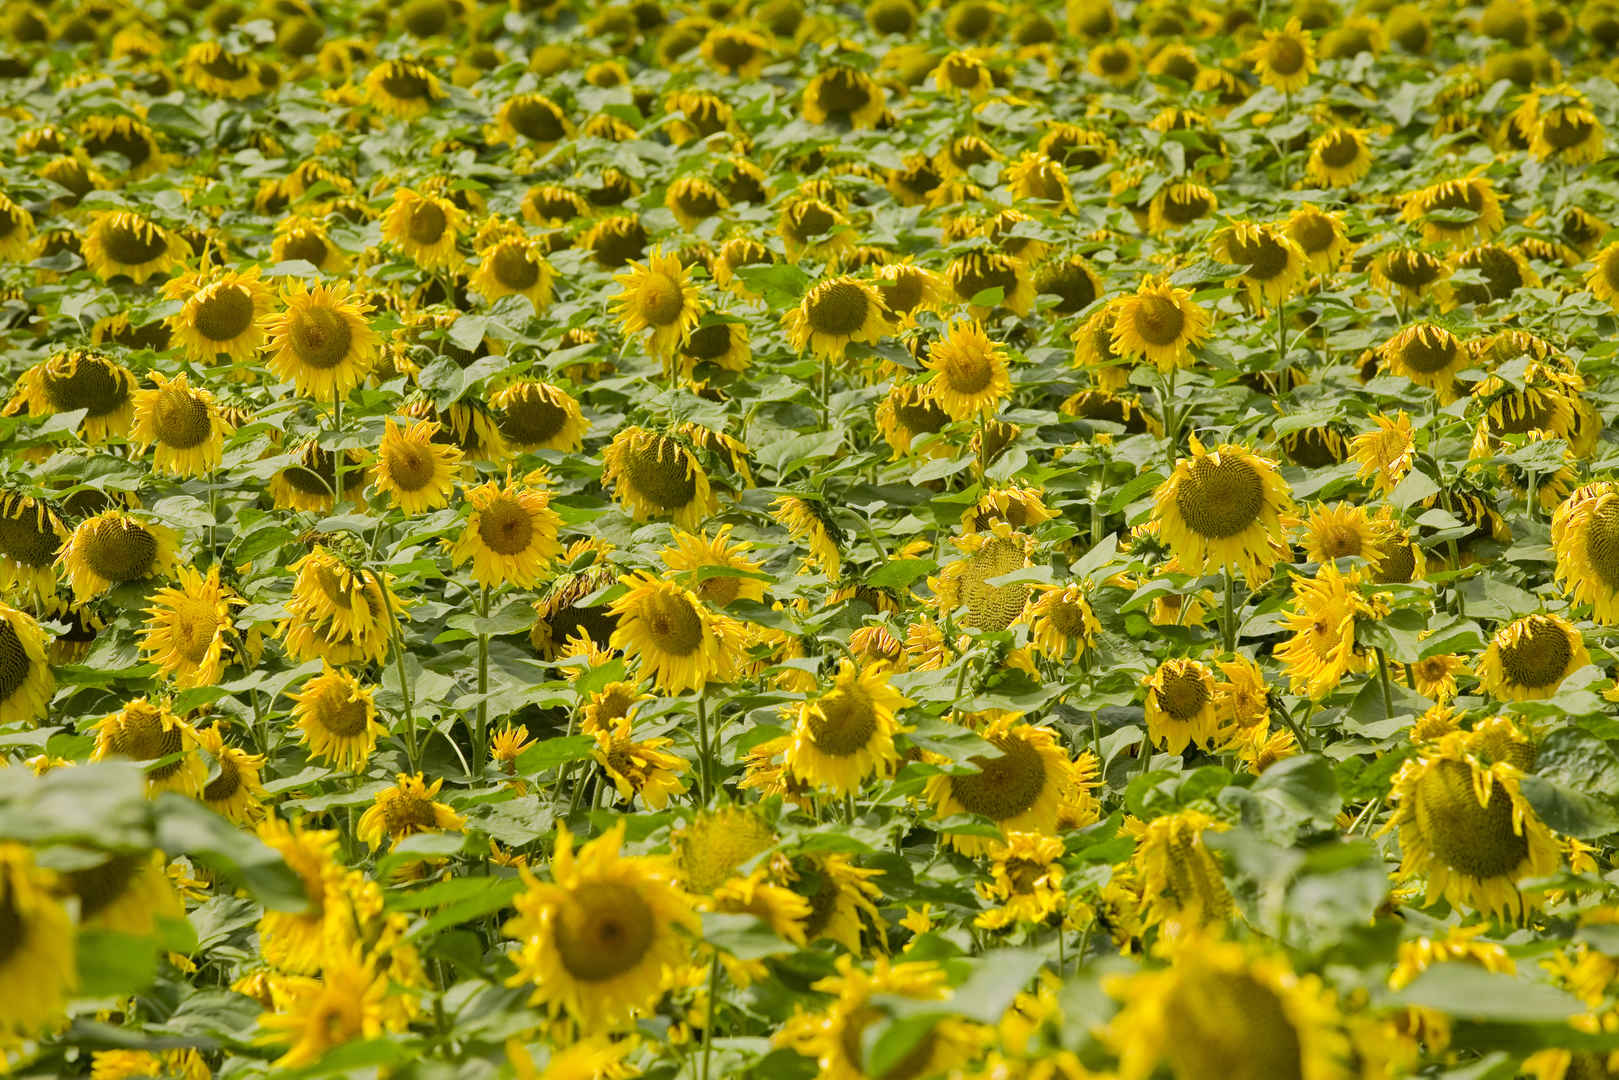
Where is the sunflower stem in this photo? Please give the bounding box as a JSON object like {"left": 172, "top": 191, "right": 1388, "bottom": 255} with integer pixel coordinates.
{"left": 378, "top": 572, "right": 419, "bottom": 772}
{"left": 1220, "top": 565, "right": 1237, "bottom": 654}
{"left": 700, "top": 949, "right": 721, "bottom": 1080}
{"left": 695, "top": 690, "right": 712, "bottom": 804}
{"left": 1274, "top": 296, "right": 1287, "bottom": 371}
{"left": 1056, "top": 923, "right": 1065, "bottom": 974}
{"left": 474, "top": 583, "right": 490, "bottom": 778}
{"left": 1375, "top": 646, "right": 1395, "bottom": 720}
{"left": 974, "top": 411, "right": 989, "bottom": 482}
{"left": 1158, "top": 367, "right": 1180, "bottom": 472}
{"left": 332, "top": 389, "right": 345, "bottom": 510}
{"left": 1280, "top": 700, "right": 1311, "bottom": 753}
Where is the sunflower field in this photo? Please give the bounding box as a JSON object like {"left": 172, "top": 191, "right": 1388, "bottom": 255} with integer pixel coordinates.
{"left": 13, "top": 0, "right": 1619, "bottom": 1078}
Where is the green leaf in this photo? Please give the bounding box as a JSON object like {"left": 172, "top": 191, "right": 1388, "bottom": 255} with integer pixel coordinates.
{"left": 76, "top": 930, "right": 159, "bottom": 997}
{"left": 1518, "top": 774, "right": 1619, "bottom": 840}
{"left": 1388, "top": 964, "right": 1583, "bottom": 1022}
{"left": 865, "top": 559, "right": 936, "bottom": 589}
{"left": 151, "top": 793, "right": 308, "bottom": 911}
{"left": 513, "top": 734, "right": 595, "bottom": 774}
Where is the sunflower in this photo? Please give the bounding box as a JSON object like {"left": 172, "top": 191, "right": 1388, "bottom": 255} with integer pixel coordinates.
{"left": 364, "top": 58, "right": 445, "bottom": 119}
{"left": 1276, "top": 562, "right": 1376, "bottom": 698}
{"left": 194, "top": 723, "right": 267, "bottom": 825}
{"left": 469, "top": 235, "right": 555, "bottom": 312}
{"left": 1130, "top": 808, "right": 1233, "bottom": 930}
{"left": 1400, "top": 177, "right": 1505, "bottom": 247}
{"left": 357, "top": 773, "right": 466, "bottom": 851}
{"left": 496, "top": 92, "right": 572, "bottom": 147}
{"left": 1475, "top": 613, "right": 1589, "bottom": 701}
{"left": 1379, "top": 323, "right": 1466, "bottom": 400}
{"left": 1106, "top": 935, "right": 1349, "bottom": 1080}
{"left": 78, "top": 114, "right": 166, "bottom": 179}
{"left": 924, "top": 714, "right": 1074, "bottom": 855}
{"left": 184, "top": 40, "right": 261, "bottom": 97}
{"left": 1525, "top": 92, "right": 1606, "bottom": 165}
{"left": 90, "top": 697, "right": 206, "bottom": 797}
{"left": 783, "top": 660, "right": 909, "bottom": 796}
{"left": 1285, "top": 207, "right": 1350, "bottom": 275}
{"left": 1152, "top": 439, "right": 1293, "bottom": 584}
{"left": 1409, "top": 653, "right": 1467, "bottom": 702}
{"left": 1088, "top": 39, "right": 1139, "bottom": 83}
{"left": 875, "top": 382, "right": 952, "bottom": 458}
{"left": 0, "top": 844, "right": 75, "bottom": 1044}
{"left": 600, "top": 427, "right": 717, "bottom": 529}
{"left": 933, "top": 524, "right": 1036, "bottom": 631}
{"left": 260, "top": 950, "right": 394, "bottom": 1068}
{"left": 449, "top": 478, "right": 564, "bottom": 589}
{"left": 81, "top": 211, "right": 188, "bottom": 283}
{"left": 0, "top": 191, "right": 33, "bottom": 262}
{"left": 279, "top": 547, "right": 401, "bottom": 667}
{"left": 783, "top": 276, "right": 895, "bottom": 358}
{"left": 255, "top": 818, "right": 344, "bottom": 974}
{"left": 771, "top": 495, "right": 843, "bottom": 579}
{"left": 129, "top": 371, "right": 234, "bottom": 478}
{"left": 1110, "top": 276, "right": 1212, "bottom": 371}
{"left": 873, "top": 261, "right": 953, "bottom": 325}
{"left": 139, "top": 565, "right": 244, "bottom": 688}
{"left": 592, "top": 718, "right": 690, "bottom": 810}
{"left": 1244, "top": 18, "right": 1316, "bottom": 92}
{"left": 371, "top": 418, "right": 461, "bottom": 515}
{"left": 265, "top": 280, "right": 380, "bottom": 400}
{"left": 611, "top": 248, "right": 704, "bottom": 362}
{"left": 1297, "top": 502, "right": 1381, "bottom": 563}
{"left": 1349, "top": 412, "right": 1415, "bottom": 495}
{"left": 946, "top": 250, "right": 1036, "bottom": 316}
{"left": 1147, "top": 182, "right": 1219, "bottom": 235}
{"left": 291, "top": 665, "right": 384, "bottom": 771}
{"left": 1583, "top": 242, "right": 1619, "bottom": 312}
{"left": 1552, "top": 483, "right": 1619, "bottom": 623}
{"left": 273, "top": 216, "right": 348, "bottom": 273}
{"left": 1005, "top": 153, "right": 1072, "bottom": 210}
{"left": 0, "top": 493, "right": 66, "bottom": 598}
{"left": 1143, "top": 658, "right": 1221, "bottom": 754}
{"left": 778, "top": 954, "right": 982, "bottom": 1080}
{"left": 162, "top": 267, "right": 275, "bottom": 365}
{"left": 1445, "top": 243, "right": 1539, "bottom": 307}
{"left": 505, "top": 821, "right": 699, "bottom": 1032}
{"left": 57, "top": 847, "right": 182, "bottom": 940}
{"left": 59, "top": 511, "right": 177, "bottom": 603}
{"left": 973, "top": 831, "right": 1066, "bottom": 931}
{"left": 1213, "top": 223, "right": 1308, "bottom": 307}
{"left": 1024, "top": 584, "right": 1101, "bottom": 664}
{"left": 1385, "top": 724, "right": 1561, "bottom": 919}
{"left": 270, "top": 441, "right": 371, "bottom": 512}
{"left": 924, "top": 320, "right": 1013, "bottom": 421}
{"left": 660, "top": 526, "right": 768, "bottom": 610}
{"left": 608, "top": 571, "right": 747, "bottom": 694}
{"left": 382, "top": 187, "right": 465, "bottom": 271}
{"left": 801, "top": 66, "right": 887, "bottom": 128}
{"left": 0, "top": 602, "right": 52, "bottom": 728}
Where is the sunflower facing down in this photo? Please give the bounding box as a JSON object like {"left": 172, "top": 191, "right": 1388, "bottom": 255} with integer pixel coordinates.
{"left": 1110, "top": 276, "right": 1212, "bottom": 371}
{"left": 505, "top": 821, "right": 699, "bottom": 1032}
{"left": 0, "top": 844, "right": 75, "bottom": 1045}
{"left": 925, "top": 714, "right": 1075, "bottom": 855}
{"left": 194, "top": 723, "right": 267, "bottom": 825}
{"left": 372, "top": 418, "right": 462, "bottom": 515}
{"left": 600, "top": 427, "right": 717, "bottom": 530}
{"left": 0, "top": 602, "right": 53, "bottom": 728}
{"left": 1400, "top": 177, "right": 1505, "bottom": 247}
{"left": 0, "top": 192, "right": 34, "bottom": 262}
{"left": 6, "top": 350, "right": 137, "bottom": 444}
{"left": 1212, "top": 223, "right": 1308, "bottom": 308}
{"left": 265, "top": 280, "right": 380, "bottom": 400}
{"left": 1475, "top": 613, "right": 1589, "bottom": 701}
{"left": 139, "top": 565, "right": 245, "bottom": 688}
{"left": 449, "top": 478, "right": 564, "bottom": 589}
{"left": 364, "top": 58, "right": 445, "bottom": 119}
{"left": 491, "top": 381, "right": 587, "bottom": 454}
{"left": 801, "top": 66, "right": 887, "bottom": 128}
{"left": 291, "top": 665, "right": 384, "bottom": 771}
{"left": 784, "top": 660, "right": 910, "bottom": 796}
{"left": 59, "top": 511, "right": 178, "bottom": 603}
{"left": 783, "top": 276, "right": 896, "bottom": 358}
{"left": 1552, "top": 482, "right": 1619, "bottom": 624}
{"left": 1151, "top": 439, "right": 1293, "bottom": 584}
{"left": 1276, "top": 562, "right": 1378, "bottom": 698}
{"left": 279, "top": 547, "right": 401, "bottom": 666}
{"left": 613, "top": 248, "right": 705, "bottom": 361}
{"left": 130, "top": 371, "right": 235, "bottom": 477}
{"left": 1144, "top": 658, "right": 1222, "bottom": 753}
{"left": 608, "top": 572, "right": 747, "bottom": 694}
{"left": 1106, "top": 934, "right": 1349, "bottom": 1080}
{"left": 357, "top": 773, "right": 466, "bottom": 851}
{"left": 0, "top": 493, "right": 67, "bottom": 598}
{"left": 1385, "top": 724, "right": 1561, "bottom": 920}
{"left": 925, "top": 320, "right": 1013, "bottom": 421}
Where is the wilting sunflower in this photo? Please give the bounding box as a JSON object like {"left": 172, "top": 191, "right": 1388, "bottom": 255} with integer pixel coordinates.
{"left": 364, "top": 58, "right": 445, "bottom": 119}
{"left": 164, "top": 267, "right": 275, "bottom": 365}
{"left": 90, "top": 697, "right": 206, "bottom": 797}
{"left": 600, "top": 426, "right": 717, "bottom": 529}
{"left": 382, "top": 186, "right": 465, "bottom": 271}
{"left": 0, "top": 493, "right": 66, "bottom": 597}
{"left": 470, "top": 234, "right": 555, "bottom": 310}
{"left": 254, "top": 818, "right": 344, "bottom": 974}
{"left": 1143, "top": 658, "right": 1221, "bottom": 754}
{"left": 1106, "top": 935, "right": 1348, "bottom": 1080}
{"left": 0, "top": 602, "right": 52, "bottom": 728}
{"left": 0, "top": 191, "right": 34, "bottom": 262}
{"left": 291, "top": 665, "right": 384, "bottom": 771}
{"left": 505, "top": 821, "right": 699, "bottom": 1031}
{"left": 1552, "top": 483, "right": 1619, "bottom": 624}
{"left": 1350, "top": 412, "right": 1416, "bottom": 495}
{"left": 495, "top": 92, "right": 572, "bottom": 147}
{"left": 6, "top": 350, "right": 137, "bottom": 444}
{"left": 194, "top": 724, "right": 267, "bottom": 825}
{"left": 608, "top": 572, "right": 746, "bottom": 694}
{"left": 265, "top": 280, "right": 380, "bottom": 400}
{"left": 925, "top": 714, "right": 1074, "bottom": 855}
{"left": 371, "top": 418, "right": 461, "bottom": 515}
{"left": 1475, "top": 613, "right": 1589, "bottom": 701}
{"left": 1379, "top": 323, "right": 1466, "bottom": 401}
{"left": 1151, "top": 439, "right": 1292, "bottom": 584}
{"left": 449, "top": 478, "right": 564, "bottom": 589}
{"left": 1244, "top": 18, "right": 1316, "bottom": 92}
{"left": 270, "top": 441, "right": 370, "bottom": 512}
{"left": 81, "top": 211, "right": 188, "bottom": 283}
{"left": 1400, "top": 176, "right": 1505, "bottom": 247}
{"left": 1521, "top": 88, "right": 1606, "bottom": 165}
{"left": 1129, "top": 808, "right": 1233, "bottom": 930}
{"left": 273, "top": 216, "right": 348, "bottom": 273}
{"left": 784, "top": 660, "right": 910, "bottom": 795}
{"left": 783, "top": 276, "right": 895, "bottom": 358}
{"left": 184, "top": 40, "right": 261, "bottom": 98}
{"left": 0, "top": 844, "right": 75, "bottom": 1044}
{"left": 1285, "top": 207, "right": 1351, "bottom": 274}
{"left": 357, "top": 773, "right": 466, "bottom": 851}
{"left": 771, "top": 495, "right": 843, "bottom": 579}
{"left": 1276, "top": 562, "right": 1377, "bottom": 698}
{"left": 801, "top": 65, "right": 886, "bottom": 128}
{"left": 592, "top": 718, "right": 690, "bottom": 810}
{"left": 933, "top": 524, "right": 1036, "bottom": 631}
{"left": 1584, "top": 242, "right": 1619, "bottom": 311}
{"left": 875, "top": 383, "right": 952, "bottom": 458}
{"left": 489, "top": 381, "right": 587, "bottom": 454}
{"left": 946, "top": 249, "right": 1037, "bottom": 316}
{"left": 1110, "top": 276, "right": 1212, "bottom": 371}
{"left": 139, "top": 565, "right": 244, "bottom": 688}
{"left": 1386, "top": 723, "right": 1560, "bottom": 919}
{"left": 1213, "top": 223, "right": 1308, "bottom": 307}
{"left": 675, "top": 320, "right": 750, "bottom": 381}
{"left": 924, "top": 320, "right": 1013, "bottom": 421}
{"left": 1147, "top": 182, "right": 1219, "bottom": 235}
{"left": 279, "top": 547, "right": 401, "bottom": 667}
{"left": 59, "top": 511, "right": 177, "bottom": 603}
{"left": 612, "top": 248, "right": 704, "bottom": 362}
{"left": 777, "top": 955, "right": 981, "bottom": 1079}
{"left": 129, "top": 371, "right": 234, "bottom": 477}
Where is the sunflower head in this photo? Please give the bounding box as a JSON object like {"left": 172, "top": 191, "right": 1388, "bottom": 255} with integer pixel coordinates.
{"left": 1152, "top": 440, "right": 1293, "bottom": 583}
